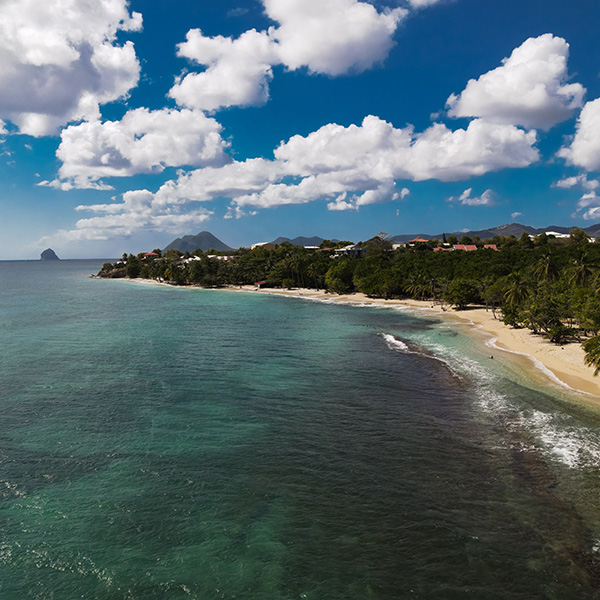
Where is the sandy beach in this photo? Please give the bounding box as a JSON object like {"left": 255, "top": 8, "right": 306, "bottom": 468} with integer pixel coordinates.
{"left": 226, "top": 285, "right": 600, "bottom": 401}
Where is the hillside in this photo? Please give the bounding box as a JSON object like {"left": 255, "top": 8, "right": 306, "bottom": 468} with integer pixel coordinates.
{"left": 391, "top": 222, "right": 600, "bottom": 243}
{"left": 163, "top": 231, "right": 234, "bottom": 253}
{"left": 271, "top": 236, "right": 328, "bottom": 246}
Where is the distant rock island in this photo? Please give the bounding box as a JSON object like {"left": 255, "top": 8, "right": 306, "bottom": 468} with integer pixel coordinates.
{"left": 40, "top": 248, "right": 60, "bottom": 261}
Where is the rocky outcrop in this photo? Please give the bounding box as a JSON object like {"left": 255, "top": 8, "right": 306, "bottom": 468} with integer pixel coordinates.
{"left": 40, "top": 248, "right": 60, "bottom": 260}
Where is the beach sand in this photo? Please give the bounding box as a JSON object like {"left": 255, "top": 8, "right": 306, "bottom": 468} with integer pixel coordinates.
{"left": 230, "top": 285, "right": 600, "bottom": 401}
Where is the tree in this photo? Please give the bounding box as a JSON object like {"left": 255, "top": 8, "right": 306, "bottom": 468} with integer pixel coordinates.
{"left": 569, "top": 228, "right": 590, "bottom": 245}
{"left": 443, "top": 278, "right": 480, "bottom": 309}
{"left": 583, "top": 336, "right": 600, "bottom": 375}
{"left": 503, "top": 274, "right": 528, "bottom": 306}
{"left": 533, "top": 252, "right": 559, "bottom": 282}
{"left": 125, "top": 257, "right": 141, "bottom": 278}
{"left": 519, "top": 232, "right": 534, "bottom": 249}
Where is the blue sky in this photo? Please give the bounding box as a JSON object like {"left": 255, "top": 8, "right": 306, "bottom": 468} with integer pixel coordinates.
{"left": 2, "top": 0, "right": 600, "bottom": 258}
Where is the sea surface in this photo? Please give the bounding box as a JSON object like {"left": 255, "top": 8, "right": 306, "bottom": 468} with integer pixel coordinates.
{"left": 2, "top": 260, "right": 600, "bottom": 599}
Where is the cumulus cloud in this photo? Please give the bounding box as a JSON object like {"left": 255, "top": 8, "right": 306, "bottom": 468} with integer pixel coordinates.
{"left": 409, "top": 0, "right": 445, "bottom": 7}
{"left": 60, "top": 114, "right": 540, "bottom": 241}
{"left": 554, "top": 173, "right": 600, "bottom": 191}
{"left": 44, "top": 189, "right": 213, "bottom": 243}
{"left": 170, "top": 0, "right": 407, "bottom": 112}
{"left": 447, "top": 34, "right": 584, "bottom": 130}
{"left": 575, "top": 192, "right": 600, "bottom": 221}
{"left": 0, "top": 0, "right": 142, "bottom": 136}
{"left": 169, "top": 29, "right": 278, "bottom": 112}
{"left": 276, "top": 115, "right": 538, "bottom": 183}
{"left": 43, "top": 108, "right": 229, "bottom": 189}
{"left": 326, "top": 181, "right": 405, "bottom": 211}
{"left": 511, "top": 211, "right": 522, "bottom": 219}
{"left": 558, "top": 98, "right": 600, "bottom": 172}
{"left": 447, "top": 188, "right": 495, "bottom": 206}
{"left": 264, "top": 0, "right": 407, "bottom": 76}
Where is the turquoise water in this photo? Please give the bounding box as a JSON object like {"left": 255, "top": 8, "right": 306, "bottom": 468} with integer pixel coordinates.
{"left": 2, "top": 260, "right": 600, "bottom": 599}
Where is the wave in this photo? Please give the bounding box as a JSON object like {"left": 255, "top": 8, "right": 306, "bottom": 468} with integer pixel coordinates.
{"left": 380, "top": 333, "right": 464, "bottom": 380}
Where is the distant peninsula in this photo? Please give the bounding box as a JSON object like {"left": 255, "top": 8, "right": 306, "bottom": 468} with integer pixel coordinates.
{"left": 40, "top": 248, "right": 60, "bottom": 261}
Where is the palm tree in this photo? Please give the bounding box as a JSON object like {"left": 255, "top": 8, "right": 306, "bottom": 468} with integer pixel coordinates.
{"left": 583, "top": 336, "right": 600, "bottom": 376}
{"left": 533, "top": 252, "right": 559, "bottom": 282}
{"left": 503, "top": 274, "right": 528, "bottom": 306}
{"left": 570, "top": 253, "right": 593, "bottom": 287}
{"left": 405, "top": 272, "right": 427, "bottom": 299}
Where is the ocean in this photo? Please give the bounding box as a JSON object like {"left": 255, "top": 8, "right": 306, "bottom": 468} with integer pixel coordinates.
{"left": 2, "top": 259, "right": 600, "bottom": 599}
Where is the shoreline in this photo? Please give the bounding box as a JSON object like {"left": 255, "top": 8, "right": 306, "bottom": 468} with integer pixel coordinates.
{"left": 227, "top": 285, "right": 600, "bottom": 401}
{"left": 115, "top": 278, "right": 600, "bottom": 402}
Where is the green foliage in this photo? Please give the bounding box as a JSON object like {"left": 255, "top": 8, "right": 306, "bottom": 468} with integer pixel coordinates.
{"left": 125, "top": 256, "right": 141, "bottom": 278}
{"left": 583, "top": 336, "right": 600, "bottom": 375}
{"left": 443, "top": 278, "right": 480, "bottom": 309}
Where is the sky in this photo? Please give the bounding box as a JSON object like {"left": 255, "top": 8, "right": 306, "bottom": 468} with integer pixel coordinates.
{"left": 1, "top": 0, "right": 600, "bottom": 258}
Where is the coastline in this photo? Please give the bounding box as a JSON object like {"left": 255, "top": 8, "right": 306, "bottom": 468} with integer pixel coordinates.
{"left": 116, "top": 277, "right": 600, "bottom": 401}
{"left": 227, "top": 285, "right": 600, "bottom": 401}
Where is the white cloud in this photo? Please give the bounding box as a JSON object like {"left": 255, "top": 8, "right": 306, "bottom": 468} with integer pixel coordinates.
{"left": 575, "top": 192, "right": 600, "bottom": 221}
{"left": 326, "top": 181, "right": 402, "bottom": 211}
{"left": 0, "top": 0, "right": 142, "bottom": 136}
{"left": 277, "top": 116, "right": 538, "bottom": 182}
{"left": 46, "top": 108, "right": 229, "bottom": 189}
{"left": 170, "top": 0, "right": 407, "bottom": 112}
{"left": 511, "top": 211, "right": 522, "bottom": 219}
{"left": 448, "top": 188, "right": 495, "bottom": 206}
{"left": 558, "top": 98, "right": 600, "bottom": 172}
{"left": 43, "top": 189, "right": 213, "bottom": 244}
{"left": 264, "top": 0, "right": 407, "bottom": 76}
{"left": 447, "top": 34, "right": 584, "bottom": 130}
{"left": 56, "top": 114, "right": 539, "bottom": 241}
{"left": 554, "top": 173, "right": 600, "bottom": 191}
{"left": 169, "top": 29, "right": 278, "bottom": 112}
{"left": 409, "top": 0, "right": 445, "bottom": 7}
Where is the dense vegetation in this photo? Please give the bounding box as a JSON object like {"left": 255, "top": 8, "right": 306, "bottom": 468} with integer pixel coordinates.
{"left": 98, "top": 229, "right": 600, "bottom": 373}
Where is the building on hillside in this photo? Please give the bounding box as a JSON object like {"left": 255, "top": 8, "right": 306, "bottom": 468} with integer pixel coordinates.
{"left": 250, "top": 242, "right": 277, "bottom": 250}
{"left": 453, "top": 244, "right": 478, "bottom": 251}
{"left": 334, "top": 244, "right": 366, "bottom": 258}
{"left": 484, "top": 244, "right": 499, "bottom": 251}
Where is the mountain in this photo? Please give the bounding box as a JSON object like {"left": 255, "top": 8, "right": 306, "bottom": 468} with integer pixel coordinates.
{"left": 40, "top": 248, "right": 60, "bottom": 260}
{"left": 391, "top": 222, "right": 600, "bottom": 243}
{"left": 271, "top": 236, "right": 340, "bottom": 246}
{"left": 163, "top": 231, "right": 234, "bottom": 253}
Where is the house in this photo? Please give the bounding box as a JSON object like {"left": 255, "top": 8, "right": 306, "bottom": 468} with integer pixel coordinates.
{"left": 251, "top": 242, "right": 277, "bottom": 250}
{"left": 484, "top": 244, "right": 499, "bottom": 251}
{"left": 453, "top": 244, "right": 478, "bottom": 251}
{"left": 334, "top": 244, "right": 366, "bottom": 258}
